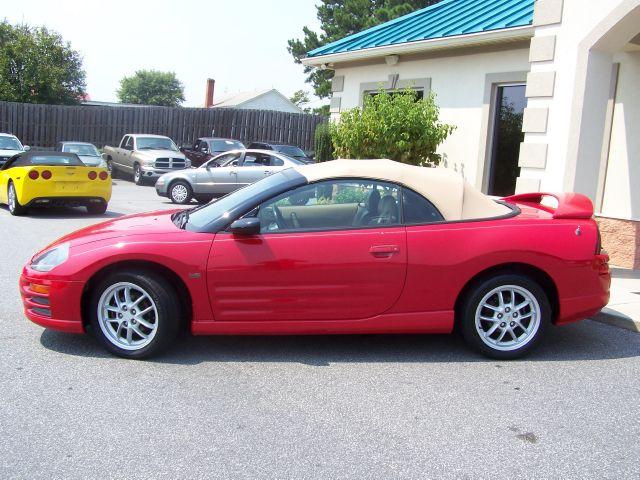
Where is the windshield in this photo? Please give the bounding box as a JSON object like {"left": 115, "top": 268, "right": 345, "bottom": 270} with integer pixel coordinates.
{"left": 62, "top": 143, "right": 100, "bottom": 157}
{"left": 211, "top": 140, "right": 244, "bottom": 152}
{"left": 0, "top": 136, "right": 23, "bottom": 151}
{"left": 31, "top": 155, "right": 84, "bottom": 166}
{"left": 186, "top": 170, "right": 294, "bottom": 230}
{"left": 137, "top": 137, "right": 178, "bottom": 151}
{"left": 275, "top": 145, "right": 306, "bottom": 157}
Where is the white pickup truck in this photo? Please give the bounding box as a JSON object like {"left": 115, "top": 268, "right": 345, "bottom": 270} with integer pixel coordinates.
{"left": 103, "top": 134, "right": 191, "bottom": 185}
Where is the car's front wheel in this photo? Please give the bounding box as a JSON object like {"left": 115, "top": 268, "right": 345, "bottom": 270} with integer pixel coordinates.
{"left": 89, "top": 270, "right": 181, "bottom": 359}
{"left": 7, "top": 182, "right": 27, "bottom": 216}
{"left": 169, "top": 181, "right": 193, "bottom": 204}
{"left": 133, "top": 164, "right": 145, "bottom": 185}
{"left": 460, "top": 274, "right": 550, "bottom": 359}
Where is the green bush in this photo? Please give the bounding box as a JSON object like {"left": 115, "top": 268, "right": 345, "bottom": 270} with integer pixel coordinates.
{"left": 330, "top": 88, "right": 455, "bottom": 166}
{"left": 314, "top": 123, "right": 334, "bottom": 162}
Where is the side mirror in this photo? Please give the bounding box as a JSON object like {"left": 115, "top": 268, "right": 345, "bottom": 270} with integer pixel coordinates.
{"left": 23, "top": 145, "right": 31, "bottom": 151}
{"left": 229, "top": 217, "right": 261, "bottom": 236}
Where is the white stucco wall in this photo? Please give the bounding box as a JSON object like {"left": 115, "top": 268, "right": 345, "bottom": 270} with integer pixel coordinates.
{"left": 239, "top": 92, "right": 303, "bottom": 114}
{"left": 601, "top": 51, "right": 640, "bottom": 220}
{"left": 332, "top": 47, "right": 530, "bottom": 187}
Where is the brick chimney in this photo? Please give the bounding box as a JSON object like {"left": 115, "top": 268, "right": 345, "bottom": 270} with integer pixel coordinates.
{"left": 205, "top": 78, "right": 215, "bottom": 108}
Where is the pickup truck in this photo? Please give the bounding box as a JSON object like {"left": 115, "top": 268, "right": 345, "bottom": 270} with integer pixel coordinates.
{"left": 180, "top": 137, "right": 245, "bottom": 168}
{"left": 103, "top": 134, "right": 191, "bottom": 185}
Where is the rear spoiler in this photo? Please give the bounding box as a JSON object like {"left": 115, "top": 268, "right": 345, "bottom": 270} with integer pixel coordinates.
{"left": 502, "top": 192, "right": 594, "bottom": 219}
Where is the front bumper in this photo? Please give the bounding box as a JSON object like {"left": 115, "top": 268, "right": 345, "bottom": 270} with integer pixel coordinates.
{"left": 20, "top": 271, "right": 85, "bottom": 334}
{"left": 140, "top": 165, "right": 190, "bottom": 181}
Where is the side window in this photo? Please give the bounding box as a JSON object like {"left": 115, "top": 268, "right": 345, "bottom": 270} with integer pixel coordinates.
{"left": 256, "top": 179, "right": 400, "bottom": 233}
{"left": 243, "top": 153, "right": 258, "bottom": 166}
{"left": 120, "top": 136, "right": 129, "bottom": 148}
{"left": 125, "top": 136, "right": 135, "bottom": 151}
{"left": 193, "top": 140, "right": 201, "bottom": 151}
{"left": 200, "top": 141, "right": 209, "bottom": 153}
{"left": 402, "top": 188, "right": 444, "bottom": 224}
{"left": 269, "top": 156, "right": 284, "bottom": 167}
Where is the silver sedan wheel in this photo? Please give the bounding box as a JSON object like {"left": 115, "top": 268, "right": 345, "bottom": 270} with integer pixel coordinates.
{"left": 170, "top": 183, "right": 189, "bottom": 203}
{"left": 8, "top": 184, "right": 16, "bottom": 212}
{"left": 97, "top": 282, "right": 159, "bottom": 351}
{"left": 474, "top": 285, "right": 541, "bottom": 352}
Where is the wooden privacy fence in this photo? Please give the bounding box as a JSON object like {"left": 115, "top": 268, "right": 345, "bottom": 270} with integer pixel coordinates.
{"left": 0, "top": 101, "right": 326, "bottom": 150}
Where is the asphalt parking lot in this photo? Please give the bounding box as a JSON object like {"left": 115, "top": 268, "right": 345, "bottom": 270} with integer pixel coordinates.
{"left": 1, "top": 179, "right": 639, "bottom": 479}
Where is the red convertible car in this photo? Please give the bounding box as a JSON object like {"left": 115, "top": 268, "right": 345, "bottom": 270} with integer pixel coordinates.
{"left": 20, "top": 160, "right": 610, "bottom": 359}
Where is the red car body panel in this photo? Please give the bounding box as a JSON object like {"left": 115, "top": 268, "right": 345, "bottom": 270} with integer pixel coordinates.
{"left": 20, "top": 199, "right": 611, "bottom": 337}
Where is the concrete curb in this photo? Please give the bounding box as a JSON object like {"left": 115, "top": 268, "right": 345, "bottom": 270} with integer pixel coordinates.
{"left": 592, "top": 308, "right": 640, "bottom": 333}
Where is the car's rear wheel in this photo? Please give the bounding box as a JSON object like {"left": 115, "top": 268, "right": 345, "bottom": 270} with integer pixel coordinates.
{"left": 7, "top": 182, "right": 27, "bottom": 216}
{"left": 133, "top": 164, "right": 145, "bottom": 185}
{"left": 87, "top": 201, "right": 108, "bottom": 215}
{"left": 169, "top": 181, "right": 193, "bottom": 204}
{"left": 460, "top": 274, "right": 550, "bottom": 360}
{"left": 89, "top": 270, "right": 180, "bottom": 359}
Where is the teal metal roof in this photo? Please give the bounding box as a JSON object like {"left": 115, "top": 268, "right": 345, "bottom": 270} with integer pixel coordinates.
{"left": 307, "top": 0, "right": 534, "bottom": 58}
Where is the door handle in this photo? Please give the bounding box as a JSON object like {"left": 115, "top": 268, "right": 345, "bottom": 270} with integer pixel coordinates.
{"left": 369, "top": 245, "right": 400, "bottom": 257}
{"left": 264, "top": 170, "right": 272, "bottom": 175}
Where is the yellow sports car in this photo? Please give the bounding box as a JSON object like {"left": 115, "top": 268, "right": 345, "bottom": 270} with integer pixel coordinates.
{"left": 0, "top": 151, "right": 112, "bottom": 216}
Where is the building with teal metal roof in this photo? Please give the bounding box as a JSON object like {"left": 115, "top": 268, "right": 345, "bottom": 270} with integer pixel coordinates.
{"left": 307, "top": 0, "right": 534, "bottom": 59}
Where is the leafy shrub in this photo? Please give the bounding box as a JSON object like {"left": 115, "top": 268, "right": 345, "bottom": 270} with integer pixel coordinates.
{"left": 331, "top": 88, "right": 455, "bottom": 166}
{"left": 314, "top": 123, "right": 334, "bottom": 162}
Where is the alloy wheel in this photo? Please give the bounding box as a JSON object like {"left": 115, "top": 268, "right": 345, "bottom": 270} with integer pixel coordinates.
{"left": 171, "top": 183, "right": 189, "bottom": 203}
{"left": 97, "top": 282, "right": 159, "bottom": 351}
{"left": 8, "top": 184, "right": 16, "bottom": 212}
{"left": 474, "top": 285, "right": 541, "bottom": 352}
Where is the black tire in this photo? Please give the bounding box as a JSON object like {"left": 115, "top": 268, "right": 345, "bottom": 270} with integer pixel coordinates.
{"left": 7, "top": 182, "right": 27, "bottom": 216}
{"left": 459, "top": 274, "right": 551, "bottom": 360}
{"left": 86, "top": 202, "right": 108, "bottom": 215}
{"left": 194, "top": 195, "right": 213, "bottom": 204}
{"left": 169, "top": 180, "right": 193, "bottom": 204}
{"left": 133, "top": 163, "right": 145, "bottom": 185}
{"left": 89, "top": 270, "right": 181, "bottom": 359}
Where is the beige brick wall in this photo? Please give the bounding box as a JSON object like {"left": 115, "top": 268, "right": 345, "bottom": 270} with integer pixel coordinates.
{"left": 596, "top": 216, "right": 640, "bottom": 269}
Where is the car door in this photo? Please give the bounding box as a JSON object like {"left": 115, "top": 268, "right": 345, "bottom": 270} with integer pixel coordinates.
{"left": 118, "top": 136, "right": 135, "bottom": 172}
{"left": 235, "top": 152, "right": 277, "bottom": 188}
{"left": 207, "top": 179, "right": 407, "bottom": 322}
{"left": 196, "top": 152, "right": 242, "bottom": 196}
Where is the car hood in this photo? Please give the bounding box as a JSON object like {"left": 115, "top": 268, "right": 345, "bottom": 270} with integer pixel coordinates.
{"left": 45, "top": 209, "right": 183, "bottom": 250}
{"left": 0, "top": 149, "right": 23, "bottom": 157}
{"left": 137, "top": 150, "right": 185, "bottom": 160}
{"left": 79, "top": 155, "right": 103, "bottom": 166}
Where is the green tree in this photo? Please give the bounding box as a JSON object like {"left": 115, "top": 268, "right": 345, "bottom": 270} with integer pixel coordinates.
{"left": 288, "top": 1, "right": 441, "bottom": 98}
{"left": 331, "top": 88, "right": 454, "bottom": 166}
{"left": 0, "top": 21, "right": 86, "bottom": 104}
{"left": 290, "top": 89, "right": 311, "bottom": 110}
{"left": 314, "top": 123, "right": 334, "bottom": 162}
{"left": 117, "top": 70, "right": 185, "bottom": 107}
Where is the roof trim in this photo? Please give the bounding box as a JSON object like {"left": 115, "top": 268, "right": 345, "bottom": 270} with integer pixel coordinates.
{"left": 302, "top": 25, "right": 533, "bottom": 66}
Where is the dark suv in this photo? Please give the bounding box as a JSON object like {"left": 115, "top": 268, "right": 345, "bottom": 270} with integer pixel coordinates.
{"left": 181, "top": 137, "right": 245, "bottom": 167}
{"left": 247, "top": 142, "right": 313, "bottom": 163}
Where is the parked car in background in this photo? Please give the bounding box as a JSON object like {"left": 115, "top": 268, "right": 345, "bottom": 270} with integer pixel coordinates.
{"left": 20, "top": 159, "right": 610, "bottom": 359}
{"left": 57, "top": 142, "right": 107, "bottom": 168}
{"left": 0, "top": 151, "right": 111, "bottom": 215}
{"left": 103, "top": 134, "right": 190, "bottom": 185}
{"left": 155, "top": 149, "right": 303, "bottom": 204}
{"left": 180, "top": 137, "right": 245, "bottom": 168}
{"left": 0, "top": 133, "right": 29, "bottom": 168}
{"left": 247, "top": 141, "right": 313, "bottom": 163}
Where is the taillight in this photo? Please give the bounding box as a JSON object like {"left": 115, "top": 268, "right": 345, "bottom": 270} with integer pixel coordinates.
{"left": 28, "top": 170, "right": 39, "bottom": 180}
{"left": 88, "top": 171, "right": 97, "bottom": 180}
{"left": 41, "top": 170, "right": 52, "bottom": 180}
{"left": 98, "top": 171, "right": 109, "bottom": 180}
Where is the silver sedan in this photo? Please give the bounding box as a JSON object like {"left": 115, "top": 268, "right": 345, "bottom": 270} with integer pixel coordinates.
{"left": 155, "top": 149, "right": 305, "bottom": 204}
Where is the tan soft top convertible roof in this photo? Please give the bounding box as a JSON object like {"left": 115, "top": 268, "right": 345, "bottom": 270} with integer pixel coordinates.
{"left": 294, "top": 159, "right": 511, "bottom": 221}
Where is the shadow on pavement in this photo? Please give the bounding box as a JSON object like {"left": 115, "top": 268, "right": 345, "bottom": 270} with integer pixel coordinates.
{"left": 39, "top": 319, "right": 640, "bottom": 366}
{"left": 0, "top": 204, "right": 125, "bottom": 219}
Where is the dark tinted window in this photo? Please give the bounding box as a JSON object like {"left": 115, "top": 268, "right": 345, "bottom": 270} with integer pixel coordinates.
{"left": 402, "top": 188, "right": 444, "bottom": 224}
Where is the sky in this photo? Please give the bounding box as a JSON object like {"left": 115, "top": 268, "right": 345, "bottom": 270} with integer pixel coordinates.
{"left": 2, "top": 0, "right": 322, "bottom": 107}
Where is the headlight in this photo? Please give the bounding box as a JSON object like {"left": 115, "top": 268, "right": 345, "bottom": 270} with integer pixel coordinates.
{"left": 185, "top": 159, "right": 191, "bottom": 168}
{"left": 156, "top": 177, "right": 166, "bottom": 186}
{"left": 31, "top": 242, "right": 70, "bottom": 272}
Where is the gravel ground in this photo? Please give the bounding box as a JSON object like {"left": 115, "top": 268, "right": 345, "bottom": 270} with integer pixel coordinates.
{"left": 0, "top": 179, "right": 639, "bottom": 479}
